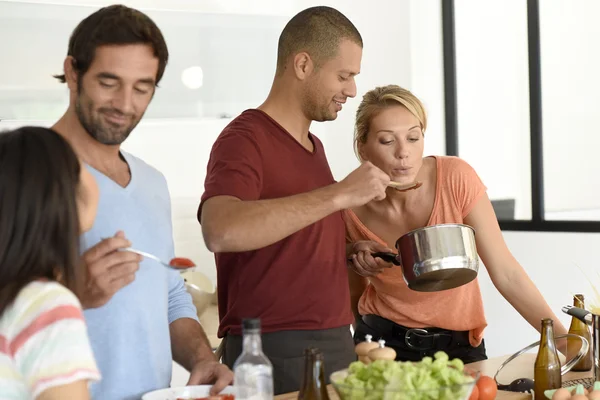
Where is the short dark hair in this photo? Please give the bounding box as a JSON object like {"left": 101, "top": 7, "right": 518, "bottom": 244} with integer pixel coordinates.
{"left": 54, "top": 4, "right": 169, "bottom": 85}
{"left": 276, "top": 6, "right": 362, "bottom": 72}
{"left": 0, "top": 127, "right": 83, "bottom": 317}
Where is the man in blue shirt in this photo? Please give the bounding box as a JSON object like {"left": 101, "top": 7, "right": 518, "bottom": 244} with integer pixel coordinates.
{"left": 51, "top": 5, "right": 233, "bottom": 399}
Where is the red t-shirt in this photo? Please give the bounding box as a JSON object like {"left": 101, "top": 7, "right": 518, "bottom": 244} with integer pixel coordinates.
{"left": 199, "top": 109, "right": 352, "bottom": 337}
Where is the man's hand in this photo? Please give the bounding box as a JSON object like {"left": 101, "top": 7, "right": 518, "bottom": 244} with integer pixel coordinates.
{"left": 187, "top": 360, "right": 234, "bottom": 395}
{"left": 77, "top": 231, "right": 141, "bottom": 309}
{"left": 334, "top": 162, "right": 390, "bottom": 209}
{"left": 348, "top": 240, "right": 396, "bottom": 277}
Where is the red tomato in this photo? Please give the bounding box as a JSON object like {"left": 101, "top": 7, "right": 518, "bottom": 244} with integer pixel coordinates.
{"left": 476, "top": 375, "right": 498, "bottom": 400}
{"left": 169, "top": 257, "right": 196, "bottom": 268}
{"left": 468, "top": 383, "right": 479, "bottom": 400}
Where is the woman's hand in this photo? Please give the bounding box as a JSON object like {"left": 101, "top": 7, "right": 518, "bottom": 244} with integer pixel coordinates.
{"left": 348, "top": 240, "right": 396, "bottom": 277}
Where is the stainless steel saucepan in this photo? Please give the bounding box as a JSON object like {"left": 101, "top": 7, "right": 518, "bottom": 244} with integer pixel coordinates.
{"left": 354, "top": 223, "right": 480, "bottom": 292}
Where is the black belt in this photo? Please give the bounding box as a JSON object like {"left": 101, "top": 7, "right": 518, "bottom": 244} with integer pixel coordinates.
{"left": 361, "top": 314, "right": 470, "bottom": 351}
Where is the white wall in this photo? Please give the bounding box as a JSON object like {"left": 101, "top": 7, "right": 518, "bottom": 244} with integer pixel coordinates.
{"left": 0, "top": 1, "right": 289, "bottom": 120}
{"left": 480, "top": 230, "right": 600, "bottom": 359}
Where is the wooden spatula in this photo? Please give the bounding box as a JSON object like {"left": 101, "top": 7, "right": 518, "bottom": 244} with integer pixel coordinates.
{"left": 387, "top": 181, "right": 423, "bottom": 191}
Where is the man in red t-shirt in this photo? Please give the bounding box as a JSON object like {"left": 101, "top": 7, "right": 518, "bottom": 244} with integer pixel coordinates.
{"left": 198, "top": 6, "right": 391, "bottom": 394}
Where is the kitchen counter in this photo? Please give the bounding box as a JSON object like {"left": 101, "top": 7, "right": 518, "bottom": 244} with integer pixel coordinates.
{"left": 274, "top": 353, "right": 594, "bottom": 399}
{"left": 199, "top": 306, "right": 592, "bottom": 399}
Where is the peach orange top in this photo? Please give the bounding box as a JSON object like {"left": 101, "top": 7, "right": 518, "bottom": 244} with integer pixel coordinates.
{"left": 343, "top": 156, "right": 488, "bottom": 347}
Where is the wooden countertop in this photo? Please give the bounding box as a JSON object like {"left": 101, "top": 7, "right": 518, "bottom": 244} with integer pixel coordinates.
{"left": 199, "top": 306, "right": 592, "bottom": 399}
{"left": 274, "top": 353, "right": 594, "bottom": 399}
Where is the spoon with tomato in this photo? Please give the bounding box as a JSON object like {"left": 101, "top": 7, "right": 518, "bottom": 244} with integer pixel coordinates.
{"left": 121, "top": 247, "right": 196, "bottom": 271}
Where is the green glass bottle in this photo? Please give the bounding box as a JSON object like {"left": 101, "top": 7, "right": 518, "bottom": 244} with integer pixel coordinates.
{"left": 567, "top": 294, "right": 592, "bottom": 371}
{"left": 298, "top": 347, "right": 330, "bottom": 400}
{"left": 534, "top": 318, "right": 562, "bottom": 400}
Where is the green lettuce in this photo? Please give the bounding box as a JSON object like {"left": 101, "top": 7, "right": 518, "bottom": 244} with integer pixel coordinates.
{"left": 333, "top": 351, "right": 475, "bottom": 400}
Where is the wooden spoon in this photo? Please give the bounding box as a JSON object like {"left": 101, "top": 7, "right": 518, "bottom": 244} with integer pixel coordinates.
{"left": 387, "top": 181, "right": 423, "bottom": 191}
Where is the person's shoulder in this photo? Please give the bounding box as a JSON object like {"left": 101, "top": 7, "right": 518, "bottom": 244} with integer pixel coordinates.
{"left": 221, "top": 109, "right": 270, "bottom": 138}
{"left": 437, "top": 155, "right": 478, "bottom": 177}
{"left": 121, "top": 152, "right": 168, "bottom": 185}
{"left": 211, "top": 109, "right": 272, "bottom": 154}
{"left": 3, "top": 281, "right": 83, "bottom": 334}
{"left": 121, "top": 151, "right": 161, "bottom": 173}
{"left": 436, "top": 156, "right": 486, "bottom": 208}
{"left": 310, "top": 132, "right": 324, "bottom": 147}
{"left": 438, "top": 155, "right": 473, "bottom": 168}
{"left": 16, "top": 281, "right": 81, "bottom": 309}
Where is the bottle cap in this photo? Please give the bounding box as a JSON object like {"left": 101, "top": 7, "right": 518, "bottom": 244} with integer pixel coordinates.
{"left": 304, "top": 347, "right": 323, "bottom": 360}
{"left": 242, "top": 318, "right": 261, "bottom": 331}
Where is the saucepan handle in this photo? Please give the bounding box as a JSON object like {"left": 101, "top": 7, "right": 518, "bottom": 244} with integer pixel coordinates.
{"left": 371, "top": 252, "right": 402, "bottom": 266}
{"left": 562, "top": 305, "right": 593, "bottom": 325}
{"left": 346, "top": 252, "right": 402, "bottom": 266}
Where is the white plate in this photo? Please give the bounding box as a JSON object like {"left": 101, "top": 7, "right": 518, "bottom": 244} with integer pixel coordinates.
{"left": 141, "top": 385, "right": 235, "bottom": 400}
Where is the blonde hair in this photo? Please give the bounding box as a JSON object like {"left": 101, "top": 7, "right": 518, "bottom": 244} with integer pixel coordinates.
{"left": 354, "top": 85, "right": 427, "bottom": 160}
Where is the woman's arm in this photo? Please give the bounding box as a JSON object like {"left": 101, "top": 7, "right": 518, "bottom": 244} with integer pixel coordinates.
{"left": 464, "top": 193, "right": 568, "bottom": 339}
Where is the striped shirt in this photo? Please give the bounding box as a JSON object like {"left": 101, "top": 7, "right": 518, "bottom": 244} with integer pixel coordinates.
{"left": 0, "top": 281, "right": 100, "bottom": 399}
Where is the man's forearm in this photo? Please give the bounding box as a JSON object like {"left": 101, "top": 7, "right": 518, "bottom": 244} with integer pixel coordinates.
{"left": 169, "top": 318, "right": 216, "bottom": 371}
{"left": 202, "top": 183, "right": 345, "bottom": 253}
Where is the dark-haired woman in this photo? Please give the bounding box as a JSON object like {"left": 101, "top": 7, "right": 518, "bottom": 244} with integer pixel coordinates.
{"left": 0, "top": 127, "right": 100, "bottom": 399}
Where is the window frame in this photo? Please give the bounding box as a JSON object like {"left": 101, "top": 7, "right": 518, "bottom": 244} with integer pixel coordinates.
{"left": 441, "top": 0, "right": 600, "bottom": 233}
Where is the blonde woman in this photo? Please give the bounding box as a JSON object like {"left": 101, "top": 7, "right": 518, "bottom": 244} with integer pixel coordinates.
{"left": 345, "top": 84, "right": 566, "bottom": 363}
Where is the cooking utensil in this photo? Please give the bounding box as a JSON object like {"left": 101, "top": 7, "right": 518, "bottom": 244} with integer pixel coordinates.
{"left": 121, "top": 247, "right": 195, "bottom": 272}
{"left": 493, "top": 333, "right": 590, "bottom": 393}
{"left": 347, "top": 252, "right": 401, "bottom": 266}
{"left": 388, "top": 181, "right": 423, "bottom": 191}
{"left": 562, "top": 305, "right": 593, "bottom": 325}
{"left": 562, "top": 305, "right": 600, "bottom": 382}
{"left": 497, "top": 378, "right": 535, "bottom": 393}
{"left": 357, "top": 224, "right": 478, "bottom": 292}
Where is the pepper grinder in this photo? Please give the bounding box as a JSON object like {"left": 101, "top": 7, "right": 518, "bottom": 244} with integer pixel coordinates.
{"left": 354, "top": 334, "right": 379, "bottom": 364}
{"left": 367, "top": 339, "right": 396, "bottom": 361}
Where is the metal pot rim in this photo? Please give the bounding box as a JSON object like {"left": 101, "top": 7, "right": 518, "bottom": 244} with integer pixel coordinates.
{"left": 395, "top": 223, "right": 475, "bottom": 246}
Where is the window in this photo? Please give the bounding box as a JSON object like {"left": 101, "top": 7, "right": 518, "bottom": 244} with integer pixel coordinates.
{"left": 453, "top": 0, "right": 532, "bottom": 221}
{"left": 443, "top": 0, "right": 600, "bottom": 231}
{"left": 539, "top": 0, "right": 600, "bottom": 222}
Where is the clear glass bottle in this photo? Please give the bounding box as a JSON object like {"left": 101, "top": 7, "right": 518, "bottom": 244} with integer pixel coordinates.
{"left": 233, "top": 318, "right": 274, "bottom": 400}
